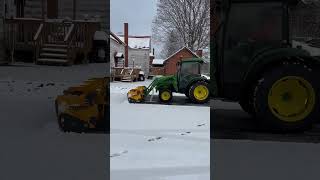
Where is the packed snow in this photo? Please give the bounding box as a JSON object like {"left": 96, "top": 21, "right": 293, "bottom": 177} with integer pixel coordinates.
{"left": 110, "top": 80, "right": 210, "bottom": 180}
{"left": 0, "top": 63, "right": 108, "bottom": 180}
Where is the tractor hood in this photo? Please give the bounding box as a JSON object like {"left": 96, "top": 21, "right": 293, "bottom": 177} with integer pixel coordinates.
{"left": 153, "top": 75, "right": 178, "bottom": 92}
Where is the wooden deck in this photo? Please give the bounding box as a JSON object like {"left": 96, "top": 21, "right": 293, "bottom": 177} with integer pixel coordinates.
{"left": 3, "top": 18, "right": 101, "bottom": 65}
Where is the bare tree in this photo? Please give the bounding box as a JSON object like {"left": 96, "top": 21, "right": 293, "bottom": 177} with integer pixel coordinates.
{"left": 162, "top": 30, "right": 183, "bottom": 57}
{"left": 153, "top": 0, "right": 210, "bottom": 53}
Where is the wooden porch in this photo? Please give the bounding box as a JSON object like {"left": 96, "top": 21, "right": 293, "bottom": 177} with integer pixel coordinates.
{"left": 111, "top": 67, "right": 142, "bottom": 82}
{"left": 3, "top": 18, "right": 100, "bottom": 65}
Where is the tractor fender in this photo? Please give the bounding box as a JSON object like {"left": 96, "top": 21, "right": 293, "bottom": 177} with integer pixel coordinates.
{"left": 242, "top": 47, "right": 320, "bottom": 90}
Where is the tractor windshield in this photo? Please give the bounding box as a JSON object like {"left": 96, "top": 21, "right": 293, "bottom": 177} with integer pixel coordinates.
{"left": 181, "top": 62, "right": 201, "bottom": 75}
{"left": 226, "top": 2, "right": 283, "bottom": 45}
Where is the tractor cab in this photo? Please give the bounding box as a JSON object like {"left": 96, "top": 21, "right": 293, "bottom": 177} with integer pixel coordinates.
{"left": 176, "top": 58, "right": 205, "bottom": 92}
{"left": 213, "top": 0, "right": 299, "bottom": 100}
{"left": 177, "top": 58, "right": 203, "bottom": 90}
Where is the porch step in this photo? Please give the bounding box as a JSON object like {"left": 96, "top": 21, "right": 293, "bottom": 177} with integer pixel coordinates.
{"left": 40, "top": 53, "right": 67, "bottom": 58}
{"left": 37, "top": 58, "right": 68, "bottom": 63}
{"left": 44, "top": 44, "right": 68, "bottom": 48}
{"left": 42, "top": 48, "right": 67, "bottom": 53}
{"left": 37, "top": 43, "right": 69, "bottom": 65}
{"left": 121, "top": 76, "right": 133, "bottom": 82}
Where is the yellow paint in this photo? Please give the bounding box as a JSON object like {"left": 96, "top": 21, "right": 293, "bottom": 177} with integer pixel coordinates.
{"left": 268, "top": 76, "right": 315, "bottom": 122}
{"left": 193, "top": 85, "right": 209, "bottom": 101}
{"left": 160, "top": 91, "right": 171, "bottom": 101}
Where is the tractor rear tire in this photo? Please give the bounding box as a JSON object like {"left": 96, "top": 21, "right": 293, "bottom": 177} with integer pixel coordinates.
{"left": 253, "top": 62, "right": 320, "bottom": 132}
{"left": 159, "top": 89, "right": 173, "bottom": 103}
{"left": 239, "top": 87, "right": 256, "bottom": 115}
{"left": 189, "top": 81, "right": 210, "bottom": 104}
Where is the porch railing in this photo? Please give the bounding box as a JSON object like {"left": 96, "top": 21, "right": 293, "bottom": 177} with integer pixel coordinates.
{"left": 4, "top": 18, "right": 42, "bottom": 63}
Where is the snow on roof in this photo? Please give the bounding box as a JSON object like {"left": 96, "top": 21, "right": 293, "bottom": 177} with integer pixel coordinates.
{"left": 164, "top": 47, "right": 199, "bottom": 62}
{"left": 152, "top": 59, "right": 165, "bottom": 65}
{"left": 118, "top": 36, "right": 151, "bottom": 49}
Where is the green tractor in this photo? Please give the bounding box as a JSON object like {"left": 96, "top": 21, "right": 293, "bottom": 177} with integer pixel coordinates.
{"left": 211, "top": 0, "right": 320, "bottom": 131}
{"left": 127, "top": 58, "right": 211, "bottom": 104}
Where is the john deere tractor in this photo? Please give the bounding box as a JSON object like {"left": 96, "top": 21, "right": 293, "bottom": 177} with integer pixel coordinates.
{"left": 128, "top": 58, "right": 211, "bottom": 104}
{"left": 211, "top": 0, "right": 320, "bottom": 131}
{"left": 55, "top": 77, "right": 109, "bottom": 133}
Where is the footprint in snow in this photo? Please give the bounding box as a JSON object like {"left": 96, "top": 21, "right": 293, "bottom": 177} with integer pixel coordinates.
{"left": 181, "top": 132, "right": 191, "bottom": 136}
{"left": 148, "top": 136, "right": 162, "bottom": 142}
{"left": 46, "top": 83, "right": 55, "bottom": 86}
{"left": 110, "top": 150, "right": 128, "bottom": 158}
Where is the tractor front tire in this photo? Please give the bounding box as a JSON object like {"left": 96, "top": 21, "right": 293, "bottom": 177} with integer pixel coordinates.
{"left": 159, "top": 89, "right": 173, "bottom": 103}
{"left": 189, "top": 81, "right": 210, "bottom": 104}
{"left": 254, "top": 62, "right": 320, "bottom": 132}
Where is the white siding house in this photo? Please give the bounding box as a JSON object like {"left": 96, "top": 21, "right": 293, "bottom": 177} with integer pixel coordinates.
{"left": 118, "top": 35, "right": 152, "bottom": 75}
{"left": 110, "top": 32, "right": 125, "bottom": 68}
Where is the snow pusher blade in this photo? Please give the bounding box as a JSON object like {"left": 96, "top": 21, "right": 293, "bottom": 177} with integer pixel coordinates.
{"left": 127, "top": 86, "right": 146, "bottom": 103}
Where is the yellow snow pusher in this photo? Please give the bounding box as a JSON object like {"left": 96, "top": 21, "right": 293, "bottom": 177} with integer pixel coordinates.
{"left": 127, "top": 86, "right": 146, "bottom": 103}
{"left": 55, "top": 77, "right": 109, "bottom": 133}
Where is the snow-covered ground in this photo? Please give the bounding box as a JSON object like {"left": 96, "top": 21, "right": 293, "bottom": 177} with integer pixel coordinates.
{"left": 3, "top": 63, "right": 318, "bottom": 180}
{"left": 110, "top": 80, "right": 210, "bottom": 180}
{"left": 213, "top": 101, "right": 320, "bottom": 180}
{"left": 0, "top": 63, "right": 108, "bottom": 180}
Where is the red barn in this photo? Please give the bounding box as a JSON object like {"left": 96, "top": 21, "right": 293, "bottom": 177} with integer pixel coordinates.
{"left": 163, "top": 47, "right": 200, "bottom": 75}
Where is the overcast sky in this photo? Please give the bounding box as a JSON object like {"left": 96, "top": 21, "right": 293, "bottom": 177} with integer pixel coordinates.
{"left": 110, "top": 0, "right": 158, "bottom": 36}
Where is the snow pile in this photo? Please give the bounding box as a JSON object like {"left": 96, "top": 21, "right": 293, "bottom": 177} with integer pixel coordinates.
{"left": 110, "top": 81, "right": 210, "bottom": 180}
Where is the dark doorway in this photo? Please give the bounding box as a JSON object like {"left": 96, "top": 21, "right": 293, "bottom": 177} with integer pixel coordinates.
{"left": 15, "top": 0, "right": 25, "bottom": 17}
{"left": 47, "top": 0, "right": 58, "bottom": 19}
